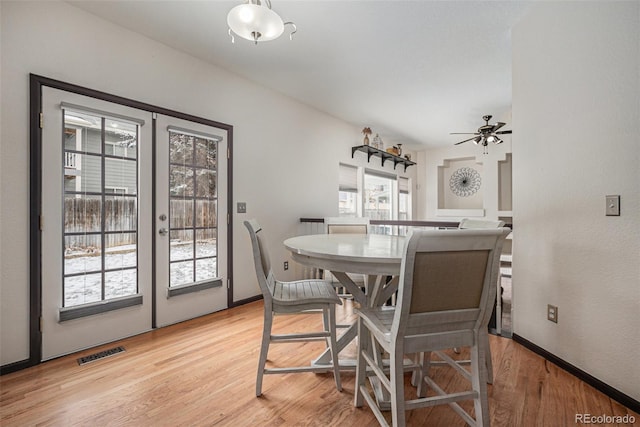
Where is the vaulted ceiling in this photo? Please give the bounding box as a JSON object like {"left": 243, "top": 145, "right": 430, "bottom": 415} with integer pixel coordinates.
{"left": 69, "top": 1, "right": 531, "bottom": 150}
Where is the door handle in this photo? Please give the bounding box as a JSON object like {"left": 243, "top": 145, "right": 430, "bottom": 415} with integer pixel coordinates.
{"left": 159, "top": 228, "right": 168, "bottom": 236}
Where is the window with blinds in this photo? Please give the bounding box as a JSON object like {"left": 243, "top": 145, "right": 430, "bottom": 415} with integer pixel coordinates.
{"left": 339, "top": 163, "right": 359, "bottom": 216}
{"left": 338, "top": 163, "right": 411, "bottom": 224}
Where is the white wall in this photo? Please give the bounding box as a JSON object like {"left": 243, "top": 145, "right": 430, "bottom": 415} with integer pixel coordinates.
{"left": 417, "top": 136, "right": 512, "bottom": 221}
{"left": 0, "top": 1, "right": 416, "bottom": 366}
{"left": 512, "top": 2, "right": 639, "bottom": 400}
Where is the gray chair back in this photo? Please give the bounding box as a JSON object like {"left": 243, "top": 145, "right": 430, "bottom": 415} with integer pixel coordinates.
{"left": 244, "top": 219, "right": 275, "bottom": 306}
{"left": 393, "top": 228, "right": 510, "bottom": 352}
{"left": 324, "top": 217, "right": 370, "bottom": 235}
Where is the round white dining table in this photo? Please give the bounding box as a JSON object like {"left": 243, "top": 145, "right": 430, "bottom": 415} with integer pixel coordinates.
{"left": 284, "top": 233, "right": 405, "bottom": 276}
{"left": 283, "top": 233, "right": 406, "bottom": 369}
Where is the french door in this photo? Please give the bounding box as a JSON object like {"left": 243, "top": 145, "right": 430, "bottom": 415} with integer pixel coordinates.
{"left": 40, "top": 87, "right": 228, "bottom": 360}
{"left": 154, "top": 115, "right": 227, "bottom": 327}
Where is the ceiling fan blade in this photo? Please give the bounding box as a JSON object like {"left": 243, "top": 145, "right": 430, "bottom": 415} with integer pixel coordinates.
{"left": 492, "top": 122, "right": 506, "bottom": 132}
{"left": 495, "top": 130, "right": 512, "bottom": 135}
{"left": 450, "top": 132, "right": 479, "bottom": 135}
{"left": 454, "top": 136, "right": 478, "bottom": 145}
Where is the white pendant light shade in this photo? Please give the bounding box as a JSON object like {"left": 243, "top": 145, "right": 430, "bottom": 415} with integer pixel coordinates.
{"left": 227, "top": 3, "right": 284, "bottom": 43}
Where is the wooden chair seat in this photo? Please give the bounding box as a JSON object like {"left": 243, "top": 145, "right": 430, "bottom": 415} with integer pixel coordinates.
{"left": 271, "top": 279, "right": 341, "bottom": 306}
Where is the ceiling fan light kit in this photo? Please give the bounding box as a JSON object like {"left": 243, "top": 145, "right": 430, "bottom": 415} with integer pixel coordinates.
{"left": 452, "top": 114, "right": 512, "bottom": 154}
{"left": 227, "top": 0, "right": 297, "bottom": 45}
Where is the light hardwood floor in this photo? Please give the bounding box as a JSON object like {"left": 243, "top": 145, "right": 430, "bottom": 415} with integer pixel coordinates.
{"left": 1, "top": 300, "right": 637, "bottom": 426}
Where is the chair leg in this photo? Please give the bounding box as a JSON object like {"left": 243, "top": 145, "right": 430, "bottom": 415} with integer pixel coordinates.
{"left": 471, "top": 342, "right": 490, "bottom": 426}
{"left": 390, "top": 348, "right": 406, "bottom": 427}
{"left": 415, "top": 351, "right": 431, "bottom": 398}
{"left": 327, "top": 307, "right": 342, "bottom": 392}
{"left": 322, "top": 308, "right": 330, "bottom": 347}
{"left": 370, "top": 332, "right": 390, "bottom": 403}
{"left": 256, "top": 309, "right": 273, "bottom": 397}
{"left": 411, "top": 353, "right": 420, "bottom": 387}
{"left": 354, "top": 318, "right": 368, "bottom": 407}
{"left": 482, "top": 332, "right": 493, "bottom": 384}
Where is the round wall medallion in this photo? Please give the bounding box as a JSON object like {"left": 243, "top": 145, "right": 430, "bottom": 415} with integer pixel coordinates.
{"left": 449, "top": 167, "right": 481, "bottom": 197}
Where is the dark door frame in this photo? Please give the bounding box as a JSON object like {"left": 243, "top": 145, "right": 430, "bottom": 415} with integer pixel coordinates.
{"left": 1, "top": 74, "right": 234, "bottom": 374}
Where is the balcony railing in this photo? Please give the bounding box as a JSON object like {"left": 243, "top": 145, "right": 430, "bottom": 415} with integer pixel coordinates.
{"left": 65, "top": 152, "right": 77, "bottom": 169}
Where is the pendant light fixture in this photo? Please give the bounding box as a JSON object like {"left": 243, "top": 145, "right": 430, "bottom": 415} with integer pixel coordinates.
{"left": 227, "top": 0, "right": 297, "bottom": 45}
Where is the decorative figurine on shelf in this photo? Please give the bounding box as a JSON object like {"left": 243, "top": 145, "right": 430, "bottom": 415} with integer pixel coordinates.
{"left": 397, "top": 144, "right": 403, "bottom": 156}
{"left": 362, "top": 127, "right": 372, "bottom": 145}
{"left": 372, "top": 134, "right": 382, "bottom": 150}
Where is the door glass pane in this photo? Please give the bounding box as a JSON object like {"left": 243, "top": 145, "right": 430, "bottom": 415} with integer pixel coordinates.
{"left": 104, "top": 232, "right": 137, "bottom": 270}
{"left": 170, "top": 199, "right": 193, "bottom": 229}
{"left": 105, "top": 270, "right": 138, "bottom": 300}
{"left": 399, "top": 193, "right": 409, "bottom": 220}
{"left": 195, "top": 169, "right": 216, "bottom": 198}
{"left": 64, "top": 234, "right": 102, "bottom": 275}
{"left": 64, "top": 112, "right": 102, "bottom": 154}
{"left": 105, "top": 119, "right": 137, "bottom": 159}
{"left": 169, "top": 133, "right": 193, "bottom": 164}
{"left": 62, "top": 111, "right": 139, "bottom": 307}
{"left": 169, "top": 130, "right": 218, "bottom": 287}
{"left": 169, "top": 165, "right": 194, "bottom": 197}
{"left": 195, "top": 258, "right": 216, "bottom": 282}
{"left": 195, "top": 200, "right": 216, "bottom": 228}
{"left": 105, "top": 196, "right": 137, "bottom": 231}
{"left": 105, "top": 158, "right": 137, "bottom": 195}
{"left": 170, "top": 229, "right": 194, "bottom": 261}
{"left": 65, "top": 195, "right": 102, "bottom": 233}
{"left": 64, "top": 273, "right": 102, "bottom": 307}
{"left": 364, "top": 173, "right": 394, "bottom": 235}
{"left": 64, "top": 153, "right": 102, "bottom": 194}
{"left": 364, "top": 173, "right": 393, "bottom": 221}
{"left": 196, "top": 228, "right": 217, "bottom": 258}
{"left": 194, "top": 137, "right": 216, "bottom": 168}
{"left": 170, "top": 260, "right": 194, "bottom": 286}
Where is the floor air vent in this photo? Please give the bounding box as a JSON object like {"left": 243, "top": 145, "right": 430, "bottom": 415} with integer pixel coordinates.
{"left": 77, "top": 346, "right": 125, "bottom": 365}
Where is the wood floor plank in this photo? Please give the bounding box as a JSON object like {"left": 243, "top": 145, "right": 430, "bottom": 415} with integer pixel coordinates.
{"left": 1, "top": 300, "right": 637, "bottom": 426}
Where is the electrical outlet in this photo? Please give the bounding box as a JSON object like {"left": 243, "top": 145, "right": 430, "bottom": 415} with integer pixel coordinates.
{"left": 284, "top": 261, "right": 289, "bottom": 271}
{"left": 547, "top": 304, "right": 558, "bottom": 323}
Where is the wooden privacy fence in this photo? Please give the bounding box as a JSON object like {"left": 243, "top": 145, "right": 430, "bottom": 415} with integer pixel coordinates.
{"left": 65, "top": 198, "right": 217, "bottom": 250}
{"left": 168, "top": 199, "right": 217, "bottom": 229}
{"left": 65, "top": 198, "right": 136, "bottom": 249}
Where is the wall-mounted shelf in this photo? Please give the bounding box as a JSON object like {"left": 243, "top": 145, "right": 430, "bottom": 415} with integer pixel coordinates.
{"left": 351, "top": 145, "right": 416, "bottom": 171}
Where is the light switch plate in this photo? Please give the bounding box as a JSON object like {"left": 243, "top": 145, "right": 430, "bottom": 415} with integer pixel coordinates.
{"left": 237, "top": 202, "right": 247, "bottom": 214}
{"left": 606, "top": 195, "right": 620, "bottom": 216}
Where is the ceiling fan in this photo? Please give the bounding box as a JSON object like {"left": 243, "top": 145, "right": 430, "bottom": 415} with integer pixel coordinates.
{"left": 451, "top": 115, "right": 512, "bottom": 154}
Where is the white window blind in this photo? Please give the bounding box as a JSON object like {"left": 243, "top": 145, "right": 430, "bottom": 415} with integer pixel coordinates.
{"left": 399, "top": 177, "right": 410, "bottom": 194}
{"left": 365, "top": 168, "right": 397, "bottom": 180}
{"left": 339, "top": 163, "right": 358, "bottom": 192}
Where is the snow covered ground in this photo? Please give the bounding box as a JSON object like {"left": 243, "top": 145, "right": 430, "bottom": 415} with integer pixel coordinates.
{"left": 64, "top": 241, "right": 217, "bottom": 307}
